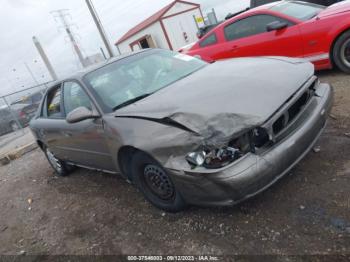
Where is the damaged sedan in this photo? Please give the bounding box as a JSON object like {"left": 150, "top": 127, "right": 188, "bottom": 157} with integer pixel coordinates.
{"left": 30, "top": 49, "right": 333, "bottom": 212}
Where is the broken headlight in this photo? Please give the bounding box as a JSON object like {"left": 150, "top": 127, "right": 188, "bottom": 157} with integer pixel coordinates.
{"left": 186, "top": 132, "right": 253, "bottom": 169}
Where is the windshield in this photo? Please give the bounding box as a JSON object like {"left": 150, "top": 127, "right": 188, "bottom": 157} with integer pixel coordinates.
{"left": 270, "top": 1, "right": 325, "bottom": 21}
{"left": 83, "top": 49, "right": 207, "bottom": 112}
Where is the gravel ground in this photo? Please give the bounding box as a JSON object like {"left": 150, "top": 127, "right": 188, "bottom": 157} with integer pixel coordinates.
{"left": 0, "top": 70, "right": 349, "bottom": 257}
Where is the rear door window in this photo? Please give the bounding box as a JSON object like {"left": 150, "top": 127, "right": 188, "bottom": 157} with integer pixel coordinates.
{"left": 199, "top": 33, "right": 218, "bottom": 47}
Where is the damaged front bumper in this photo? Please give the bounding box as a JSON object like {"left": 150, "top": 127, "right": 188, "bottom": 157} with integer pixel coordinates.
{"left": 167, "top": 83, "right": 334, "bottom": 206}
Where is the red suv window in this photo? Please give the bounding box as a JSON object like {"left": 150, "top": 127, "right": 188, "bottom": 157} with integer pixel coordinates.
{"left": 199, "top": 33, "right": 218, "bottom": 47}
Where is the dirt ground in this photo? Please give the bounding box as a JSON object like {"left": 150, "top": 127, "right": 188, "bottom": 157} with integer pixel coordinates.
{"left": 0, "top": 69, "right": 349, "bottom": 257}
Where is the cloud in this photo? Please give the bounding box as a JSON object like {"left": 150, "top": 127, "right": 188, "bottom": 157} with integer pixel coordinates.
{"left": 0, "top": 0, "right": 249, "bottom": 96}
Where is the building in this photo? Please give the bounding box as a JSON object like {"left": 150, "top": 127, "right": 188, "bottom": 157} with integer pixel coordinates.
{"left": 115, "top": 0, "right": 204, "bottom": 53}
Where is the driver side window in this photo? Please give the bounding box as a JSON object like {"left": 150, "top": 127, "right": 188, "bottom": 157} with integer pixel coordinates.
{"left": 224, "top": 15, "right": 293, "bottom": 42}
{"left": 63, "top": 81, "right": 92, "bottom": 116}
{"left": 46, "top": 85, "right": 63, "bottom": 119}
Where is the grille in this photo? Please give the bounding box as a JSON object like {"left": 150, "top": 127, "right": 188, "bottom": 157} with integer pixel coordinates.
{"left": 253, "top": 77, "right": 318, "bottom": 148}
{"left": 272, "top": 80, "right": 315, "bottom": 136}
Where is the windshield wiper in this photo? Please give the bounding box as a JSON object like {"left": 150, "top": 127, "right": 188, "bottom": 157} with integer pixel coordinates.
{"left": 112, "top": 93, "right": 153, "bottom": 111}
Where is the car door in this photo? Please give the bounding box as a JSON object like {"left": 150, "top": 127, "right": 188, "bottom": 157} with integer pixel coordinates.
{"left": 60, "top": 80, "right": 115, "bottom": 171}
{"left": 217, "top": 14, "right": 304, "bottom": 59}
{"left": 39, "top": 84, "right": 67, "bottom": 159}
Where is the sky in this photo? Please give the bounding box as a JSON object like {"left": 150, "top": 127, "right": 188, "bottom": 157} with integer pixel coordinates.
{"left": 0, "top": 0, "right": 250, "bottom": 97}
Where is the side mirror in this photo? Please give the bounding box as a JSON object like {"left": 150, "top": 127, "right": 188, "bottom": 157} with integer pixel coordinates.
{"left": 66, "top": 106, "right": 99, "bottom": 124}
{"left": 266, "top": 21, "right": 288, "bottom": 32}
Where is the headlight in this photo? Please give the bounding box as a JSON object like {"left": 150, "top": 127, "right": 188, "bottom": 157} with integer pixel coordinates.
{"left": 186, "top": 151, "right": 206, "bottom": 166}
{"left": 186, "top": 132, "right": 253, "bottom": 169}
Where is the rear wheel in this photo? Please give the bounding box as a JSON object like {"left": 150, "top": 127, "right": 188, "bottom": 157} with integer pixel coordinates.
{"left": 131, "top": 151, "right": 187, "bottom": 212}
{"left": 44, "top": 147, "right": 71, "bottom": 176}
{"left": 332, "top": 30, "right": 350, "bottom": 73}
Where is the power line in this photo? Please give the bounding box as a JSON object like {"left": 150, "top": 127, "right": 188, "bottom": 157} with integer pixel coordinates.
{"left": 51, "top": 9, "right": 87, "bottom": 68}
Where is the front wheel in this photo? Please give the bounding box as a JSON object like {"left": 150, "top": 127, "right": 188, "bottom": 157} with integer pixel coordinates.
{"left": 131, "top": 151, "right": 187, "bottom": 212}
{"left": 44, "top": 147, "right": 70, "bottom": 176}
{"left": 332, "top": 30, "right": 350, "bottom": 73}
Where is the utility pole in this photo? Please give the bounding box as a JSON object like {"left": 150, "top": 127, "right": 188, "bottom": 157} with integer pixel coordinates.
{"left": 51, "top": 9, "right": 87, "bottom": 68}
{"left": 32, "top": 36, "right": 58, "bottom": 80}
{"left": 85, "top": 0, "right": 114, "bottom": 57}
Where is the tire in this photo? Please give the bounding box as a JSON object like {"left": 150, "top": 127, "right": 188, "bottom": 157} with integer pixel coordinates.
{"left": 9, "top": 121, "right": 20, "bottom": 132}
{"left": 332, "top": 30, "right": 350, "bottom": 73}
{"left": 131, "top": 151, "right": 187, "bottom": 212}
{"left": 44, "top": 146, "right": 71, "bottom": 176}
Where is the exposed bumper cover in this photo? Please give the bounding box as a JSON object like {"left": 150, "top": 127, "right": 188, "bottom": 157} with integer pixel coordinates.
{"left": 168, "top": 83, "right": 333, "bottom": 206}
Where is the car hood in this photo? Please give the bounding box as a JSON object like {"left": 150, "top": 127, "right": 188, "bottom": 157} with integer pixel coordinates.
{"left": 318, "top": 1, "right": 350, "bottom": 17}
{"left": 114, "top": 57, "right": 314, "bottom": 143}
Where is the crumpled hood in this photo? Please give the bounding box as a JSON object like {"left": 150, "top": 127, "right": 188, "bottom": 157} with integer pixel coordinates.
{"left": 115, "top": 57, "right": 314, "bottom": 142}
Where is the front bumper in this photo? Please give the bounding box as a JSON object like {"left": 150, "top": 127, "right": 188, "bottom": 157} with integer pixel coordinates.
{"left": 168, "top": 83, "right": 334, "bottom": 206}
